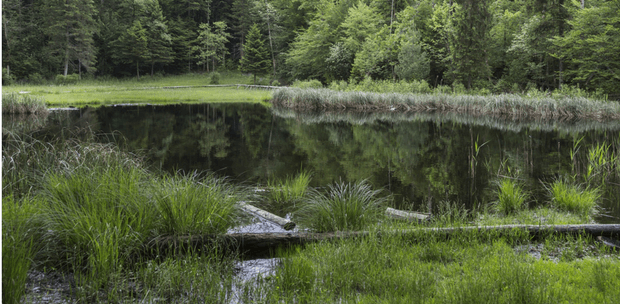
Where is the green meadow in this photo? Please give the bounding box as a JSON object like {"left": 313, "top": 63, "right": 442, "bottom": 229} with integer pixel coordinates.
{"left": 2, "top": 72, "right": 272, "bottom": 106}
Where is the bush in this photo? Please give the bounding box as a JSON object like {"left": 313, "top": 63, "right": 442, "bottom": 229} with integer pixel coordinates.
{"left": 3, "top": 68, "right": 15, "bottom": 85}
{"left": 292, "top": 79, "right": 323, "bottom": 89}
{"left": 209, "top": 72, "right": 221, "bottom": 84}
{"left": 55, "top": 74, "right": 79, "bottom": 85}
{"left": 28, "top": 73, "right": 45, "bottom": 85}
{"left": 271, "top": 79, "right": 281, "bottom": 86}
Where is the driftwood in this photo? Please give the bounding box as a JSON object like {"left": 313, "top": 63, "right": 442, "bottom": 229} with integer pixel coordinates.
{"left": 239, "top": 202, "right": 296, "bottom": 230}
{"left": 385, "top": 207, "right": 430, "bottom": 222}
{"left": 153, "top": 224, "right": 620, "bottom": 258}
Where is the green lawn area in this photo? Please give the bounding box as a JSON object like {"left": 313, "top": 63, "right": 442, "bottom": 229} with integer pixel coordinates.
{"left": 2, "top": 72, "right": 273, "bottom": 106}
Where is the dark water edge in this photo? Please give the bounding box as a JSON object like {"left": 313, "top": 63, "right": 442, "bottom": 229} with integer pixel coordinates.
{"left": 3, "top": 103, "right": 619, "bottom": 222}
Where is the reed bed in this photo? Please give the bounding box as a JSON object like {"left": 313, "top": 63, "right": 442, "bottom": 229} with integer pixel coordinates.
{"left": 271, "top": 88, "right": 620, "bottom": 120}
{"left": 2, "top": 92, "right": 48, "bottom": 114}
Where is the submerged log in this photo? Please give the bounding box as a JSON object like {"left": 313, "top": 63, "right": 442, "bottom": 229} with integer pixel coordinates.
{"left": 239, "top": 202, "right": 296, "bottom": 230}
{"left": 385, "top": 207, "right": 430, "bottom": 221}
{"left": 153, "top": 224, "right": 620, "bottom": 258}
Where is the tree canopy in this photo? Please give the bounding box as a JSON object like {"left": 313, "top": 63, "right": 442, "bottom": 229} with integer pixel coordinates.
{"left": 2, "top": 0, "right": 620, "bottom": 98}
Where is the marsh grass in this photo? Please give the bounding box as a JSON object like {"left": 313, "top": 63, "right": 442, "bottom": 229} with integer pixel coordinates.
{"left": 264, "top": 171, "right": 312, "bottom": 215}
{"left": 548, "top": 180, "right": 601, "bottom": 217}
{"left": 153, "top": 172, "right": 243, "bottom": 236}
{"left": 296, "top": 180, "right": 388, "bottom": 232}
{"left": 2, "top": 195, "right": 41, "bottom": 304}
{"left": 2, "top": 92, "right": 48, "bottom": 114}
{"left": 493, "top": 179, "right": 529, "bottom": 214}
{"left": 254, "top": 230, "right": 619, "bottom": 303}
{"left": 271, "top": 88, "right": 620, "bottom": 120}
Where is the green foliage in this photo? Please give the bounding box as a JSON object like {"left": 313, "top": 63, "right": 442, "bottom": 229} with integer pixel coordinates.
{"left": 2, "top": 195, "right": 41, "bottom": 304}
{"left": 209, "top": 71, "right": 221, "bottom": 84}
{"left": 239, "top": 24, "right": 272, "bottom": 84}
{"left": 493, "top": 179, "right": 528, "bottom": 214}
{"left": 153, "top": 172, "right": 242, "bottom": 236}
{"left": 55, "top": 73, "right": 80, "bottom": 85}
{"left": 265, "top": 171, "right": 312, "bottom": 214}
{"left": 549, "top": 180, "right": 601, "bottom": 217}
{"left": 1, "top": 92, "right": 48, "bottom": 114}
{"left": 292, "top": 79, "right": 323, "bottom": 89}
{"left": 297, "top": 180, "right": 388, "bottom": 232}
{"left": 195, "top": 21, "right": 232, "bottom": 72}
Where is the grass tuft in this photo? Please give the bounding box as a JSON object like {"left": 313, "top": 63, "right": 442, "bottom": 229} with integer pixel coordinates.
{"left": 493, "top": 179, "right": 528, "bottom": 214}
{"left": 296, "top": 180, "right": 387, "bottom": 232}
{"left": 548, "top": 180, "right": 601, "bottom": 217}
{"left": 265, "top": 171, "right": 312, "bottom": 214}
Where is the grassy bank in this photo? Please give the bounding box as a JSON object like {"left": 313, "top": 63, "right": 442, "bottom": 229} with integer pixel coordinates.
{"left": 2, "top": 72, "right": 272, "bottom": 106}
{"left": 272, "top": 87, "right": 620, "bottom": 120}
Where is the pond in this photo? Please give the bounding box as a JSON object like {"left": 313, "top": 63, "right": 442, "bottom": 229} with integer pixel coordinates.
{"left": 7, "top": 102, "right": 620, "bottom": 223}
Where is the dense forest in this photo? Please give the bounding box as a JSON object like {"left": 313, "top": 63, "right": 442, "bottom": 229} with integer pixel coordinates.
{"left": 2, "top": 0, "right": 619, "bottom": 97}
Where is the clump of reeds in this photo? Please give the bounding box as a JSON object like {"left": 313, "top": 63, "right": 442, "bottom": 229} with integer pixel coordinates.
{"left": 265, "top": 171, "right": 312, "bottom": 214}
{"left": 296, "top": 180, "right": 387, "bottom": 232}
{"left": 493, "top": 179, "right": 528, "bottom": 214}
{"left": 153, "top": 172, "right": 243, "bottom": 236}
{"left": 548, "top": 180, "right": 601, "bottom": 217}
{"left": 2, "top": 92, "right": 48, "bottom": 114}
{"left": 271, "top": 88, "right": 620, "bottom": 120}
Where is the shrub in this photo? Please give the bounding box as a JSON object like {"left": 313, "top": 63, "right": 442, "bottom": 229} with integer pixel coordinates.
{"left": 296, "top": 180, "right": 387, "bottom": 232}
{"left": 55, "top": 73, "right": 79, "bottom": 85}
{"left": 292, "top": 79, "right": 323, "bottom": 89}
{"left": 271, "top": 79, "right": 281, "bottom": 86}
{"left": 209, "top": 71, "right": 221, "bottom": 84}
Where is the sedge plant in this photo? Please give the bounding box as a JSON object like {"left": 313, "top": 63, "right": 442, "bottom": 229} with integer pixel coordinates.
{"left": 493, "top": 178, "right": 528, "bottom": 214}
{"left": 296, "top": 180, "right": 387, "bottom": 232}
{"left": 548, "top": 179, "right": 601, "bottom": 217}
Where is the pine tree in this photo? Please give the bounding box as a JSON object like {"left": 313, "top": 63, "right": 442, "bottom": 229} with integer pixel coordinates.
{"left": 239, "top": 24, "right": 271, "bottom": 84}
{"left": 144, "top": 0, "right": 173, "bottom": 76}
{"left": 114, "top": 20, "right": 149, "bottom": 79}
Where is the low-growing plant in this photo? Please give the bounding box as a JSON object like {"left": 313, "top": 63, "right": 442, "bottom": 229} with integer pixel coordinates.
{"left": 209, "top": 71, "right": 221, "bottom": 84}
{"left": 296, "top": 180, "right": 387, "bottom": 232}
{"left": 265, "top": 171, "right": 312, "bottom": 214}
{"left": 292, "top": 79, "right": 323, "bottom": 89}
{"left": 548, "top": 179, "right": 601, "bottom": 217}
{"left": 493, "top": 178, "right": 528, "bottom": 214}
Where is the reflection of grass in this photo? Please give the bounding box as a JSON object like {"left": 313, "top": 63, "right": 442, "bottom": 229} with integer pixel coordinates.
{"left": 297, "top": 180, "right": 387, "bottom": 232}
{"left": 3, "top": 73, "right": 272, "bottom": 106}
{"left": 549, "top": 180, "right": 600, "bottom": 217}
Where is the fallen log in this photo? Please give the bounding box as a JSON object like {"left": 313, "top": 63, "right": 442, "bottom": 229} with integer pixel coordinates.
{"left": 238, "top": 202, "right": 296, "bottom": 230}
{"left": 385, "top": 207, "right": 430, "bottom": 221}
{"left": 152, "top": 224, "right": 620, "bottom": 258}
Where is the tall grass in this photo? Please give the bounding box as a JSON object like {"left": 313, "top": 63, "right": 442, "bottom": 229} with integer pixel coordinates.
{"left": 271, "top": 87, "right": 620, "bottom": 120}
{"left": 296, "top": 180, "right": 388, "bottom": 232}
{"left": 548, "top": 180, "right": 601, "bottom": 217}
{"left": 153, "top": 172, "right": 243, "bottom": 236}
{"left": 2, "top": 92, "right": 48, "bottom": 114}
{"left": 265, "top": 171, "right": 312, "bottom": 214}
{"left": 2, "top": 195, "right": 41, "bottom": 304}
{"left": 493, "top": 179, "right": 528, "bottom": 214}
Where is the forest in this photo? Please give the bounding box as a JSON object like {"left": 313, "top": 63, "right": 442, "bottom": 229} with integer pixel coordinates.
{"left": 2, "top": 0, "right": 620, "bottom": 98}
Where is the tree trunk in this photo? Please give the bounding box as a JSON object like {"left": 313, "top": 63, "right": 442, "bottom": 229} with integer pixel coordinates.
{"left": 136, "top": 61, "right": 140, "bottom": 79}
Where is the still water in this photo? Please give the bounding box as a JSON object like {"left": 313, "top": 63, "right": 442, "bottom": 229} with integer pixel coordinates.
{"left": 16, "top": 103, "right": 620, "bottom": 223}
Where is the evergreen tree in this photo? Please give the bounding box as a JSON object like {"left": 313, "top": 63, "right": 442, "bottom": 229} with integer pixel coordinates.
{"left": 239, "top": 24, "right": 271, "bottom": 84}
{"left": 114, "top": 20, "right": 149, "bottom": 79}
{"left": 195, "top": 21, "right": 232, "bottom": 72}
{"left": 45, "top": 0, "right": 98, "bottom": 77}
{"left": 449, "top": 0, "right": 492, "bottom": 89}
{"left": 144, "top": 0, "right": 173, "bottom": 76}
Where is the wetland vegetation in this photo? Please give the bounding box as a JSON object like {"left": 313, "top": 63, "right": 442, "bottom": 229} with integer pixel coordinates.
{"left": 3, "top": 103, "right": 620, "bottom": 303}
